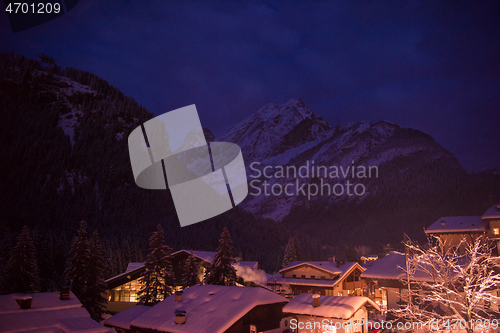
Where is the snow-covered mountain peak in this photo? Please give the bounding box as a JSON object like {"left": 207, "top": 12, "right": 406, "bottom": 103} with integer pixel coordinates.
{"left": 218, "top": 98, "right": 333, "bottom": 162}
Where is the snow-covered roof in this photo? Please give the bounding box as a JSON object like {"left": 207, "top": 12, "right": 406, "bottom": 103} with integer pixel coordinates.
{"left": 283, "top": 293, "right": 380, "bottom": 320}
{"left": 483, "top": 204, "right": 500, "bottom": 220}
{"left": 275, "top": 262, "right": 363, "bottom": 288}
{"left": 360, "top": 252, "right": 435, "bottom": 282}
{"left": 128, "top": 285, "right": 288, "bottom": 333}
{"left": 336, "top": 262, "right": 364, "bottom": 283}
{"left": 125, "top": 262, "right": 144, "bottom": 273}
{"left": 106, "top": 250, "right": 257, "bottom": 288}
{"left": 103, "top": 305, "right": 149, "bottom": 330}
{"left": 0, "top": 292, "right": 110, "bottom": 333}
{"left": 171, "top": 250, "right": 217, "bottom": 263}
{"left": 280, "top": 261, "right": 343, "bottom": 275}
{"left": 360, "top": 252, "right": 407, "bottom": 280}
{"left": 425, "top": 216, "right": 486, "bottom": 234}
{"left": 0, "top": 292, "right": 81, "bottom": 314}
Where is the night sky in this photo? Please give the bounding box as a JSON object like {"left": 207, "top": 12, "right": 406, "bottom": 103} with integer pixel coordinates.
{"left": 1, "top": 1, "right": 499, "bottom": 171}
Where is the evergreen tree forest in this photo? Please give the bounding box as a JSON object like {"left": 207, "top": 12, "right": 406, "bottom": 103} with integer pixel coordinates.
{"left": 64, "top": 221, "right": 107, "bottom": 321}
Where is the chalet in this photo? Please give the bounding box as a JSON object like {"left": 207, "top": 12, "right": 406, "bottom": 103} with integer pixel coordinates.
{"left": 361, "top": 251, "right": 500, "bottom": 314}
{"left": 270, "top": 260, "right": 366, "bottom": 297}
{"left": 104, "top": 284, "right": 289, "bottom": 333}
{"left": 424, "top": 204, "right": 500, "bottom": 254}
{"left": 105, "top": 249, "right": 267, "bottom": 313}
{"left": 282, "top": 293, "right": 380, "bottom": 333}
{"left": 360, "top": 252, "right": 409, "bottom": 311}
{"left": 0, "top": 290, "right": 111, "bottom": 333}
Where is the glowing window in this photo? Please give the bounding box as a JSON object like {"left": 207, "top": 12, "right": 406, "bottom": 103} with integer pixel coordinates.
{"left": 494, "top": 228, "right": 499, "bottom": 235}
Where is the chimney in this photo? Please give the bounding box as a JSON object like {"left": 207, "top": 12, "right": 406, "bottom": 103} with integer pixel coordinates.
{"left": 60, "top": 286, "right": 71, "bottom": 300}
{"left": 14, "top": 294, "right": 33, "bottom": 309}
{"left": 175, "top": 291, "right": 183, "bottom": 302}
{"left": 441, "top": 220, "right": 446, "bottom": 227}
{"left": 328, "top": 255, "right": 336, "bottom": 262}
{"left": 312, "top": 294, "right": 320, "bottom": 308}
{"left": 175, "top": 310, "right": 186, "bottom": 324}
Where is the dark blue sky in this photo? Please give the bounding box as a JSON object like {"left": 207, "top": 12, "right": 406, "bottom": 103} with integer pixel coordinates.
{"left": 1, "top": 0, "right": 499, "bottom": 171}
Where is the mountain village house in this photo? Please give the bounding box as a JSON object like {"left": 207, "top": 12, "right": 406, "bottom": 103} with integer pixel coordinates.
{"left": 268, "top": 259, "right": 366, "bottom": 298}
{"left": 361, "top": 203, "right": 500, "bottom": 313}
{"left": 104, "top": 285, "right": 289, "bottom": 333}
{"left": 104, "top": 250, "right": 268, "bottom": 313}
{"left": 424, "top": 204, "right": 500, "bottom": 254}
{"left": 282, "top": 293, "right": 380, "bottom": 333}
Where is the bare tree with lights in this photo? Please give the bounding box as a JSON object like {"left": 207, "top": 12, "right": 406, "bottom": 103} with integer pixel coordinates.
{"left": 395, "top": 235, "right": 500, "bottom": 333}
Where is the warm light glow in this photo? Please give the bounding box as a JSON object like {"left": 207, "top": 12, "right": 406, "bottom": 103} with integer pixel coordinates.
{"left": 494, "top": 228, "right": 499, "bottom": 235}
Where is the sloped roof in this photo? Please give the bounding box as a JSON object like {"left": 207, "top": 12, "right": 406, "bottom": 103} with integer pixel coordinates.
{"left": 283, "top": 293, "right": 380, "bottom": 319}
{"left": 125, "top": 262, "right": 144, "bottom": 273}
{"left": 0, "top": 292, "right": 110, "bottom": 333}
{"left": 280, "top": 261, "right": 342, "bottom": 275}
{"left": 104, "top": 305, "right": 150, "bottom": 330}
{"left": 483, "top": 204, "right": 500, "bottom": 220}
{"left": 128, "top": 285, "right": 288, "bottom": 333}
{"left": 361, "top": 252, "right": 444, "bottom": 282}
{"left": 171, "top": 250, "right": 217, "bottom": 263}
{"left": 271, "top": 262, "right": 364, "bottom": 288}
{"left": 425, "top": 216, "right": 486, "bottom": 234}
{"left": 360, "top": 252, "right": 408, "bottom": 280}
{"left": 106, "top": 250, "right": 259, "bottom": 289}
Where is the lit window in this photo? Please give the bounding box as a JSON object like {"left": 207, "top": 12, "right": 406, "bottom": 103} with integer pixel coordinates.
{"left": 494, "top": 228, "right": 499, "bottom": 235}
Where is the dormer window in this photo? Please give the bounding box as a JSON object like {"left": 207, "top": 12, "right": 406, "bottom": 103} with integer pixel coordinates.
{"left": 321, "top": 276, "right": 325, "bottom": 280}
{"left": 494, "top": 228, "right": 499, "bottom": 235}
{"left": 292, "top": 274, "right": 296, "bottom": 278}
{"left": 311, "top": 275, "right": 315, "bottom": 279}
{"left": 301, "top": 275, "right": 306, "bottom": 279}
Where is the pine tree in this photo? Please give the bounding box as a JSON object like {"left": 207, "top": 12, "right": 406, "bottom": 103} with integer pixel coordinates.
{"left": 182, "top": 250, "right": 199, "bottom": 289}
{"left": 282, "top": 236, "right": 301, "bottom": 268}
{"left": 292, "top": 236, "right": 302, "bottom": 261}
{"left": 137, "top": 224, "right": 174, "bottom": 306}
{"left": 3, "top": 225, "right": 40, "bottom": 293}
{"left": 86, "top": 230, "right": 107, "bottom": 322}
{"left": 205, "top": 228, "right": 236, "bottom": 286}
{"left": 65, "top": 221, "right": 90, "bottom": 309}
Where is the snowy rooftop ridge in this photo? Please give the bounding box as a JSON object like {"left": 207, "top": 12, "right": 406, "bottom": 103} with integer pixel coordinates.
{"left": 104, "top": 305, "right": 150, "bottom": 330}
{"left": 483, "top": 204, "right": 500, "bottom": 220}
{"left": 280, "top": 261, "right": 343, "bottom": 275}
{"left": 127, "top": 285, "right": 288, "bottom": 333}
{"left": 425, "top": 216, "right": 486, "bottom": 234}
{"left": 0, "top": 291, "right": 110, "bottom": 333}
{"left": 283, "top": 293, "right": 379, "bottom": 319}
{"left": 0, "top": 291, "right": 81, "bottom": 314}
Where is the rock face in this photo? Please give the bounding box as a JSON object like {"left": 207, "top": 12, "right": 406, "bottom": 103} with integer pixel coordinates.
{"left": 218, "top": 98, "right": 466, "bottom": 222}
